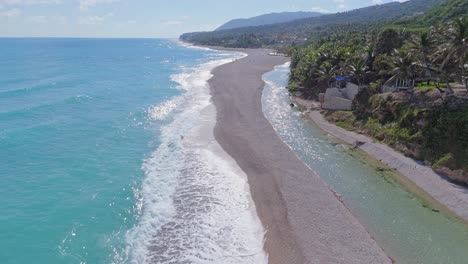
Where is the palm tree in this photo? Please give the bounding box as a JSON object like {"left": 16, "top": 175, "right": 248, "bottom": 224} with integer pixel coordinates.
{"left": 408, "top": 30, "right": 434, "bottom": 81}
{"left": 364, "top": 43, "right": 377, "bottom": 71}
{"left": 438, "top": 17, "right": 468, "bottom": 90}
{"left": 346, "top": 57, "right": 369, "bottom": 85}
{"left": 384, "top": 49, "right": 420, "bottom": 88}
{"left": 376, "top": 28, "right": 403, "bottom": 55}
{"left": 315, "top": 61, "right": 337, "bottom": 87}
{"left": 289, "top": 47, "right": 303, "bottom": 70}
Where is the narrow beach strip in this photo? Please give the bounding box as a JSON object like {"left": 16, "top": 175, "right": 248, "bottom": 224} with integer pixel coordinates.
{"left": 208, "top": 49, "right": 391, "bottom": 264}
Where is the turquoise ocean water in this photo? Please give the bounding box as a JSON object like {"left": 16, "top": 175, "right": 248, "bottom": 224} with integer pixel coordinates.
{"left": 0, "top": 39, "right": 265, "bottom": 264}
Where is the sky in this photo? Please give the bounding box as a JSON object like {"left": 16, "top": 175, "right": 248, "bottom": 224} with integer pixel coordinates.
{"left": 0, "top": 0, "right": 404, "bottom": 38}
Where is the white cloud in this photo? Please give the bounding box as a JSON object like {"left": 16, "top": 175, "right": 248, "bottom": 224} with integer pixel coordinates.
{"left": 311, "top": 6, "right": 330, "bottom": 13}
{"left": 0, "top": 0, "right": 59, "bottom": 6}
{"left": 372, "top": 0, "right": 408, "bottom": 4}
{"left": 0, "top": 8, "right": 21, "bottom": 18}
{"left": 161, "top": 20, "right": 182, "bottom": 27}
{"left": 332, "top": 0, "right": 346, "bottom": 9}
{"left": 27, "top": 14, "right": 46, "bottom": 23}
{"left": 78, "top": 12, "right": 113, "bottom": 24}
{"left": 25, "top": 14, "right": 67, "bottom": 24}
{"left": 51, "top": 15, "right": 67, "bottom": 24}
{"left": 79, "top": 0, "right": 117, "bottom": 11}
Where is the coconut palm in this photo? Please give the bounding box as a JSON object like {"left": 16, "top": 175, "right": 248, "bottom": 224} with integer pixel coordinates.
{"left": 408, "top": 30, "right": 434, "bottom": 80}
{"left": 364, "top": 43, "right": 377, "bottom": 71}
{"left": 376, "top": 28, "right": 403, "bottom": 55}
{"left": 384, "top": 49, "right": 420, "bottom": 88}
{"left": 346, "top": 57, "right": 370, "bottom": 85}
{"left": 438, "top": 17, "right": 468, "bottom": 90}
{"left": 315, "top": 61, "right": 337, "bottom": 86}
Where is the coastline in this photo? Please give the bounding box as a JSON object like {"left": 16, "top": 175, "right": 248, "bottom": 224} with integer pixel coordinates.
{"left": 207, "top": 48, "right": 391, "bottom": 264}
{"left": 292, "top": 97, "right": 468, "bottom": 223}
{"left": 130, "top": 49, "right": 269, "bottom": 263}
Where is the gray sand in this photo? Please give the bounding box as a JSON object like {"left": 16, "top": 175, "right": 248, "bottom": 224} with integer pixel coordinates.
{"left": 208, "top": 49, "right": 391, "bottom": 264}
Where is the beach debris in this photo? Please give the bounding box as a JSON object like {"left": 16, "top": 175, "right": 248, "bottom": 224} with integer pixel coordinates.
{"left": 377, "top": 167, "right": 387, "bottom": 172}
{"left": 355, "top": 140, "right": 366, "bottom": 147}
{"left": 351, "top": 140, "right": 366, "bottom": 150}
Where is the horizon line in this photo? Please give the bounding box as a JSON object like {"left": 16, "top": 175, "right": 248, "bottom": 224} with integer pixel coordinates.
{"left": 0, "top": 36, "right": 178, "bottom": 40}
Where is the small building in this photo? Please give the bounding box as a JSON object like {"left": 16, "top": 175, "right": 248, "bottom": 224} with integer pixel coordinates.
{"left": 382, "top": 79, "right": 414, "bottom": 93}
{"left": 320, "top": 77, "right": 360, "bottom": 111}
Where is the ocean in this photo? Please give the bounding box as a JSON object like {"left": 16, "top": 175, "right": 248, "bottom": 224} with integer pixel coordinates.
{"left": 0, "top": 39, "right": 265, "bottom": 264}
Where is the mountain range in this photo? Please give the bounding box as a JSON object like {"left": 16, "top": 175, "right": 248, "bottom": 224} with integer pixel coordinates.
{"left": 216, "top": 12, "right": 322, "bottom": 31}
{"left": 180, "top": 0, "right": 450, "bottom": 47}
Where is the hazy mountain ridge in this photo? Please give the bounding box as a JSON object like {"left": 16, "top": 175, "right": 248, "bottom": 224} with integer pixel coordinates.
{"left": 180, "top": 0, "right": 448, "bottom": 47}
{"left": 216, "top": 12, "right": 322, "bottom": 31}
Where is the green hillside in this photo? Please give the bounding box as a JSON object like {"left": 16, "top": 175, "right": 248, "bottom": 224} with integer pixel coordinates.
{"left": 416, "top": 0, "right": 468, "bottom": 25}
{"left": 180, "top": 0, "right": 448, "bottom": 47}
{"left": 216, "top": 12, "right": 322, "bottom": 31}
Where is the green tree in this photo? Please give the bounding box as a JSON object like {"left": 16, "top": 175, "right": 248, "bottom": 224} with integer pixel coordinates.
{"left": 408, "top": 30, "right": 434, "bottom": 80}
{"left": 384, "top": 49, "right": 419, "bottom": 88}
{"left": 438, "top": 17, "right": 468, "bottom": 90}
{"left": 375, "top": 29, "right": 403, "bottom": 56}
{"left": 346, "top": 57, "right": 370, "bottom": 85}
{"left": 315, "top": 61, "right": 337, "bottom": 86}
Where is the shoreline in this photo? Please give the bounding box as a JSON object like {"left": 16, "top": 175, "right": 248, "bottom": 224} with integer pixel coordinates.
{"left": 190, "top": 93, "right": 269, "bottom": 264}
{"left": 292, "top": 97, "right": 468, "bottom": 223}
{"left": 136, "top": 52, "right": 269, "bottom": 263}
{"left": 207, "top": 48, "right": 391, "bottom": 264}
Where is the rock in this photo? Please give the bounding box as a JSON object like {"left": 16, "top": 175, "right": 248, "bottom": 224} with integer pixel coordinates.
{"left": 344, "top": 82, "right": 360, "bottom": 100}
{"left": 325, "top": 88, "right": 343, "bottom": 98}
{"left": 321, "top": 83, "right": 361, "bottom": 111}
{"left": 322, "top": 96, "right": 353, "bottom": 110}
{"left": 433, "top": 166, "right": 468, "bottom": 186}
{"left": 354, "top": 141, "right": 366, "bottom": 147}
{"left": 322, "top": 88, "right": 353, "bottom": 110}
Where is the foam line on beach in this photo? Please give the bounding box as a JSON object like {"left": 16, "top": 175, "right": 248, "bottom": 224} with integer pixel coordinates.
{"left": 125, "top": 47, "right": 267, "bottom": 264}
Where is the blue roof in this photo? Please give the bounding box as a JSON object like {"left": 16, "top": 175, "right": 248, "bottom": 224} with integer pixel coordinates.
{"left": 335, "top": 76, "right": 351, "bottom": 81}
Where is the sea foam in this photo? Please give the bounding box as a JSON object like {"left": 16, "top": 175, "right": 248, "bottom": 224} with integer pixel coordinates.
{"left": 124, "top": 49, "right": 267, "bottom": 264}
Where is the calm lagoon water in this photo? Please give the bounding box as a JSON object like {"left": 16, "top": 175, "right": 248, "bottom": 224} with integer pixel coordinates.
{"left": 262, "top": 63, "right": 468, "bottom": 264}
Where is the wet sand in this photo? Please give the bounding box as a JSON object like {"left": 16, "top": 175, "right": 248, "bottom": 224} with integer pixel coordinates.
{"left": 208, "top": 49, "right": 391, "bottom": 264}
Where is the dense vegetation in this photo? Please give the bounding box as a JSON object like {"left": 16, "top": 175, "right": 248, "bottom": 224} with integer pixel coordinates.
{"left": 287, "top": 4, "right": 468, "bottom": 183}
{"left": 289, "top": 17, "right": 468, "bottom": 97}
{"left": 403, "top": 0, "right": 468, "bottom": 26}
{"left": 180, "top": 0, "right": 447, "bottom": 47}
{"left": 326, "top": 95, "right": 468, "bottom": 184}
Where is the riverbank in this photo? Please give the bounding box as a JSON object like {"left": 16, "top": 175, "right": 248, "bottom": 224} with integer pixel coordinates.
{"left": 208, "top": 49, "right": 391, "bottom": 264}
{"left": 292, "top": 97, "right": 468, "bottom": 223}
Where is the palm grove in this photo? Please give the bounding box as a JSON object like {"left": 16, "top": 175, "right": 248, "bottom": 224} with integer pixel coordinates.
{"left": 288, "top": 17, "right": 468, "bottom": 97}
{"left": 288, "top": 17, "right": 468, "bottom": 184}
